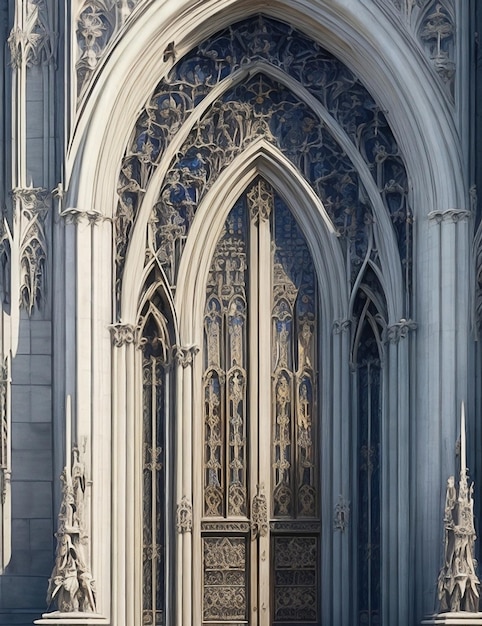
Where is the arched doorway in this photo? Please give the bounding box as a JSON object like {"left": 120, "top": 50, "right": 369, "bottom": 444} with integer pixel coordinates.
{"left": 199, "top": 178, "right": 320, "bottom": 625}
{"left": 127, "top": 15, "right": 403, "bottom": 625}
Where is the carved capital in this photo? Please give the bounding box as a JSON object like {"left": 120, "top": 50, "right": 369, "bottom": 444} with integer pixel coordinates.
{"left": 8, "top": 1, "right": 56, "bottom": 69}
{"left": 173, "top": 345, "right": 199, "bottom": 367}
{"left": 383, "top": 318, "right": 417, "bottom": 344}
{"left": 334, "top": 494, "right": 350, "bottom": 532}
{"left": 176, "top": 496, "right": 192, "bottom": 533}
{"left": 60, "top": 207, "right": 104, "bottom": 225}
{"left": 109, "top": 323, "right": 138, "bottom": 347}
{"left": 332, "top": 318, "right": 352, "bottom": 334}
{"left": 428, "top": 209, "right": 471, "bottom": 224}
{"left": 12, "top": 186, "right": 50, "bottom": 214}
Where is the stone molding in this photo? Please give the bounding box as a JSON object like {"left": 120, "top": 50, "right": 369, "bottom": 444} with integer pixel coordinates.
{"left": 428, "top": 209, "right": 472, "bottom": 223}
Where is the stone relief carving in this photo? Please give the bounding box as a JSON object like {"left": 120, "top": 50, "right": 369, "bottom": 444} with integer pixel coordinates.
{"left": 203, "top": 536, "right": 247, "bottom": 622}
{"left": 333, "top": 318, "right": 352, "bottom": 334}
{"left": 437, "top": 406, "right": 480, "bottom": 613}
{"left": 384, "top": 318, "right": 417, "bottom": 343}
{"left": 47, "top": 447, "right": 96, "bottom": 613}
{"left": 8, "top": 0, "right": 56, "bottom": 68}
{"left": 173, "top": 344, "right": 199, "bottom": 368}
{"left": 273, "top": 536, "right": 319, "bottom": 622}
{"left": 12, "top": 187, "right": 49, "bottom": 315}
{"left": 176, "top": 496, "right": 192, "bottom": 534}
{"left": 251, "top": 485, "right": 268, "bottom": 539}
{"left": 334, "top": 494, "right": 350, "bottom": 532}
{"left": 76, "top": 0, "right": 140, "bottom": 99}
{"left": 383, "top": 0, "right": 455, "bottom": 96}
{"left": 418, "top": 2, "right": 455, "bottom": 88}
{"left": 109, "top": 322, "right": 138, "bottom": 347}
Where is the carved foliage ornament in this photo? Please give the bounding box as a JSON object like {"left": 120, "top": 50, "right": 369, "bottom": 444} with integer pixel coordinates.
{"left": 109, "top": 322, "right": 137, "bottom": 347}
{"left": 76, "top": 0, "right": 140, "bottom": 99}
{"left": 8, "top": 0, "right": 56, "bottom": 68}
{"left": 47, "top": 447, "right": 96, "bottom": 613}
{"left": 12, "top": 187, "right": 49, "bottom": 315}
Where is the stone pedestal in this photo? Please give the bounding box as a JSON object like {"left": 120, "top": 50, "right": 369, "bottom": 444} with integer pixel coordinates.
{"left": 422, "top": 612, "right": 482, "bottom": 625}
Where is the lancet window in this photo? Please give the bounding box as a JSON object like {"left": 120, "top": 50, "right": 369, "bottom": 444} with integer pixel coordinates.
{"left": 352, "top": 276, "right": 385, "bottom": 626}
{"left": 140, "top": 293, "right": 172, "bottom": 626}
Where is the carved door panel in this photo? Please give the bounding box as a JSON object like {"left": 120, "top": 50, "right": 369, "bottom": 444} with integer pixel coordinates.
{"left": 202, "top": 179, "right": 320, "bottom": 626}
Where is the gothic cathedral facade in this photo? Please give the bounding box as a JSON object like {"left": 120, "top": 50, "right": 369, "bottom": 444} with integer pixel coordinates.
{"left": 0, "top": 1, "right": 481, "bottom": 625}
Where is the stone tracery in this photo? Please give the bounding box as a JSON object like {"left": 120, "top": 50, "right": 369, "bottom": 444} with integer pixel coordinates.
{"left": 115, "top": 15, "right": 411, "bottom": 311}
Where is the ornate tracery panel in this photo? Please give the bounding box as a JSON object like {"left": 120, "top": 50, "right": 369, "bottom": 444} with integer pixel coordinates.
{"left": 201, "top": 179, "right": 320, "bottom": 625}
{"left": 140, "top": 296, "right": 172, "bottom": 626}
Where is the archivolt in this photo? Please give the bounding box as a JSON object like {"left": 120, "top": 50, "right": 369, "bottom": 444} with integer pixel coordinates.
{"left": 119, "top": 16, "right": 408, "bottom": 324}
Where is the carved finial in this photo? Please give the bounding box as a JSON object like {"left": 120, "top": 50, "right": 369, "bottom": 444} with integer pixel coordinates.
{"left": 47, "top": 446, "right": 96, "bottom": 613}
{"left": 436, "top": 404, "right": 480, "bottom": 613}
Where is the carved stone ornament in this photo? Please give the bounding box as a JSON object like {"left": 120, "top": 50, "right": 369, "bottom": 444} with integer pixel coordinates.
{"left": 428, "top": 208, "right": 472, "bottom": 223}
{"left": 251, "top": 485, "right": 268, "bottom": 539}
{"left": 109, "top": 323, "right": 138, "bottom": 347}
{"left": 8, "top": 0, "right": 56, "bottom": 69}
{"left": 333, "top": 318, "right": 352, "bottom": 334}
{"left": 76, "top": 0, "right": 140, "bottom": 99}
{"left": 176, "top": 496, "right": 192, "bottom": 533}
{"left": 437, "top": 405, "right": 480, "bottom": 613}
{"left": 47, "top": 447, "right": 97, "bottom": 613}
{"left": 334, "top": 494, "right": 350, "bottom": 532}
{"left": 173, "top": 344, "right": 199, "bottom": 368}
{"left": 59, "top": 207, "right": 104, "bottom": 226}
{"left": 12, "top": 187, "right": 49, "bottom": 315}
{"left": 384, "top": 318, "right": 417, "bottom": 344}
{"left": 383, "top": 0, "right": 455, "bottom": 95}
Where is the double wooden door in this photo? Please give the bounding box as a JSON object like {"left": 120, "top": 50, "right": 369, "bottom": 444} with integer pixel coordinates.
{"left": 201, "top": 179, "right": 320, "bottom": 626}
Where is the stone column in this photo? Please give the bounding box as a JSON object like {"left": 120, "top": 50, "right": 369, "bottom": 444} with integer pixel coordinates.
{"left": 324, "top": 319, "right": 352, "bottom": 625}
{"left": 173, "top": 345, "right": 197, "bottom": 626}
{"left": 415, "top": 208, "right": 472, "bottom": 621}
{"left": 381, "top": 320, "right": 416, "bottom": 626}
